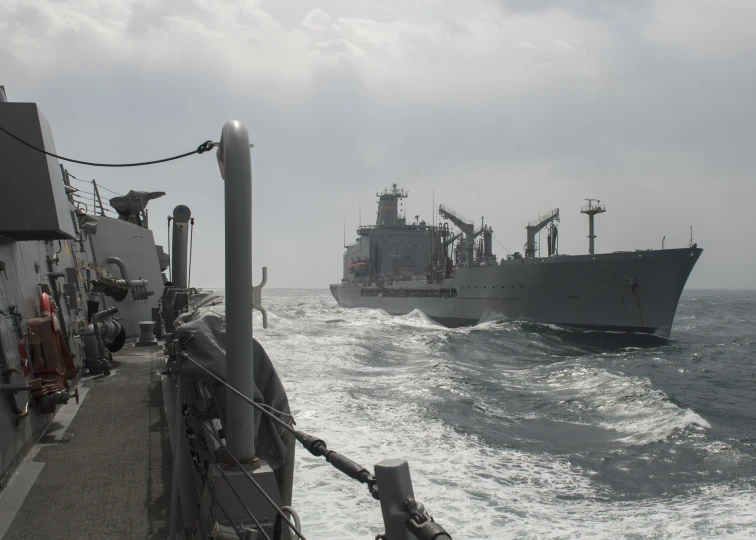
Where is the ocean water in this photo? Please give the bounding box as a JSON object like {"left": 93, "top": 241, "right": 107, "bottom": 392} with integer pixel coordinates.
{"left": 254, "top": 289, "right": 756, "bottom": 539}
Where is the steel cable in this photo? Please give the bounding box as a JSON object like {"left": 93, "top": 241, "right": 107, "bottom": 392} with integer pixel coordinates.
{"left": 179, "top": 354, "right": 306, "bottom": 538}
{"left": 180, "top": 353, "right": 295, "bottom": 436}
{"left": 206, "top": 480, "right": 247, "bottom": 540}
{"left": 202, "top": 426, "right": 307, "bottom": 540}
{"left": 201, "top": 418, "right": 272, "bottom": 540}
{"left": 0, "top": 124, "right": 214, "bottom": 167}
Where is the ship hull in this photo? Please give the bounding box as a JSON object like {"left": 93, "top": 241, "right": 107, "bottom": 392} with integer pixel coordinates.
{"left": 331, "top": 247, "right": 702, "bottom": 336}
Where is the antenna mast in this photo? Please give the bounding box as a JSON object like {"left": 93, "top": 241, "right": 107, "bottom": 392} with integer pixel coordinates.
{"left": 580, "top": 199, "right": 606, "bottom": 255}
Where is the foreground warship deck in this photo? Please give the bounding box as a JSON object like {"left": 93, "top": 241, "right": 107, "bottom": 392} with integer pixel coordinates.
{"left": 0, "top": 85, "right": 452, "bottom": 539}
{"left": 1, "top": 344, "right": 170, "bottom": 539}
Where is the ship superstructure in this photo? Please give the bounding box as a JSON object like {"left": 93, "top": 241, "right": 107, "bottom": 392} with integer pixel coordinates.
{"left": 332, "top": 186, "right": 702, "bottom": 335}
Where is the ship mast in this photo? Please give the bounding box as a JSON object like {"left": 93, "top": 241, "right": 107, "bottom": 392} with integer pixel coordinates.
{"left": 581, "top": 199, "right": 606, "bottom": 255}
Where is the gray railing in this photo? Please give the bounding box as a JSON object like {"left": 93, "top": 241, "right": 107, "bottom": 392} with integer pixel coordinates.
{"left": 527, "top": 208, "right": 559, "bottom": 228}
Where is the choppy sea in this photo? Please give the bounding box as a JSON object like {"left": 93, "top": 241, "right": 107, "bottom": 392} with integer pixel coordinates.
{"left": 253, "top": 289, "right": 756, "bottom": 539}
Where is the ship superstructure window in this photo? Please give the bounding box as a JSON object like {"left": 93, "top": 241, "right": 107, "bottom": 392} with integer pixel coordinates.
{"left": 360, "top": 288, "right": 457, "bottom": 298}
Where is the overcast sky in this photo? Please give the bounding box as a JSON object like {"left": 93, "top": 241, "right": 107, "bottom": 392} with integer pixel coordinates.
{"left": 2, "top": 0, "right": 754, "bottom": 289}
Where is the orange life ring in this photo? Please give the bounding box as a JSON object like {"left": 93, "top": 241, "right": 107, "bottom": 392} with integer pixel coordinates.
{"left": 40, "top": 292, "right": 60, "bottom": 332}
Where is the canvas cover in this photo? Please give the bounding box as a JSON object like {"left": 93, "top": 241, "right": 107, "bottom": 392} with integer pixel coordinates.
{"left": 174, "top": 291, "right": 291, "bottom": 469}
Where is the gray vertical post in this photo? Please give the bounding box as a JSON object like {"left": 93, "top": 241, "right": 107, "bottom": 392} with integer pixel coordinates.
{"left": 581, "top": 200, "right": 605, "bottom": 256}
{"left": 93, "top": 180, "right": 105, "bottom": 216}
{"left": 375, "top": 459, "right": 415, "bottom": 540}
{"left": 217, "top": 120, "right": 255, "bottom": 461}
{"left": 171, "top": 205, "right": 192, "bottom": 287}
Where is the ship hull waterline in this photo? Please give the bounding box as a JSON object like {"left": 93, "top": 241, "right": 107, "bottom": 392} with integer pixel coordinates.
{"left": 331, "top": 247, "right": 702, "bottom": 336}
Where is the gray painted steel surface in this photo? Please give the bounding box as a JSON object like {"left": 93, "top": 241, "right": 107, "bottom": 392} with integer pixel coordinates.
{"left": 0, "top": 90, "right": 171, "bottom": 499}
{"left": 332, "top": 247, "right": 702, "bottom": 335}
{"left": 375, "top": 459, "right": 416, "bottom": 540}
{"left": 89, "top": 215, "right": 164, "bottom": 336}
{"left": 171, "top": 204, "right": 191, "bottom": 287}
{"left": 334, "top": 185, "right": 701, "bottom": 335}
{"left": 0, "top": 103, "right": 77, "bottom": 240}
{"left": 217, "top": 120, "right": 256, "bottom": 463}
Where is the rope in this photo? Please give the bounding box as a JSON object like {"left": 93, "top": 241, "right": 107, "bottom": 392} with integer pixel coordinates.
{"left": 492, "top": 233, "right": 512, "bottom": 255}
{"left": 0, "top": 125, "right": 214, "bottom": 167}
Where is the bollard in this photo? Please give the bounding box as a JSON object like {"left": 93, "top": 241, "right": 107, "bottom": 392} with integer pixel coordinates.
{"left": 135, "top": 320, "right": 157, "bottom": 347}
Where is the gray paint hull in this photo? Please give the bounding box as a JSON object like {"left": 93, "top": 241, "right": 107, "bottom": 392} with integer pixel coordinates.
{"left": 331, "top": 247, "right": 702, "bottom": 336}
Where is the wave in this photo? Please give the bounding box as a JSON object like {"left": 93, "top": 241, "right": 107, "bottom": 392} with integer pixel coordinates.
{"left": 255, "top": 289, "right": 755, "bottom": 538}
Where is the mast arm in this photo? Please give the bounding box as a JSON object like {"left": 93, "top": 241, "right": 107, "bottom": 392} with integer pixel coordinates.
{"left": 438, "top": 204, "right": 475, "bottom": 235}
{"left": 524, "top": 208, "right": 559, "bottom": 258}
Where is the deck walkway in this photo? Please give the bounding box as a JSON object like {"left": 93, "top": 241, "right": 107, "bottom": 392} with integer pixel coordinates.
{"left": 0, "top": 344, "right": 171, "bottom": 540}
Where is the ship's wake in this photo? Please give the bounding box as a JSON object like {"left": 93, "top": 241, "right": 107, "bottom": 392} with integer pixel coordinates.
{"left": 253, "top": 289, "right": 756, "bottom": 539}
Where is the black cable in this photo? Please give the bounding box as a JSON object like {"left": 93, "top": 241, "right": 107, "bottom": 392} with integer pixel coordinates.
{"left": 0, "top": 125, "right": 214, "bottom": 167}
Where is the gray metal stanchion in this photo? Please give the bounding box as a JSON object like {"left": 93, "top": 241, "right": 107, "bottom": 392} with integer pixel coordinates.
{"left": 375, "top": 459, "right": 416, "bottom": 540}
{"left": 217, "top": 120, "right": 255, "bottom": 462}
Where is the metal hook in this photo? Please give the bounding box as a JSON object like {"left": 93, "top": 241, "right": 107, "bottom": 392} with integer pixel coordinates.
{"left": 252, "top": 266, "right": 268, "bottom": 329}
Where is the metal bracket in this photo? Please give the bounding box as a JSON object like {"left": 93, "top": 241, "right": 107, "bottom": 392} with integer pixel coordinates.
{"left": 0, "top": 382, "right": 30, "bottom": 393}
{"left": 252, "top": 267, "right": 268, "bottom": 329}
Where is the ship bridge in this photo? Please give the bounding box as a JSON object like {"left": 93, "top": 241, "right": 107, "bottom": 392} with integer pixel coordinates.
{"left": 376, "top": 183, "right": 408, "bottom": 226}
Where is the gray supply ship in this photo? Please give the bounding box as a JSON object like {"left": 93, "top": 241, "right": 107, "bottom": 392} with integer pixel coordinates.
{"left": 331, "top": 185, "right": 702, "bottom": 336}
{"left": 0, "top": 86, "right": 450, "bottom": 539}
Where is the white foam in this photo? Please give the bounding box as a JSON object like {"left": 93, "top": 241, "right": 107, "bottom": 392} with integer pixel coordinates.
{"left": 255, "top": 292, "right": 754, "bottom": 539}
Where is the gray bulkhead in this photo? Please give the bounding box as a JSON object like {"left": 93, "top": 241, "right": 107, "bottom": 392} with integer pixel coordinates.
{"left": 89, "top": 216, "right": 164, "bottom": 337}
{"left": 0, "top": 89, "right": 170, "bottom": 488}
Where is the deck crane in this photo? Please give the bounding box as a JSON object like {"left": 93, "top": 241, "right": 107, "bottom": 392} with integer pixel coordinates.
{"left": 439, "top": 204, "right": 477, "bottom": 266}
{"left": 525, "top": 208, "right": 560, "bottom": 258}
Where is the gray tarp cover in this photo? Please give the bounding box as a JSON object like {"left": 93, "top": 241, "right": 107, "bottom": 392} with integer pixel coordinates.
{"left": 109, "top": 190, "right": 165, "bottom": 215}
{"left": 175, "top": 291, "right": 291, "bottom": 469}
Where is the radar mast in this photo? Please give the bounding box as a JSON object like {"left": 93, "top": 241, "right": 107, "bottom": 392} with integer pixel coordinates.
{"left": 581, "top": 199, "right": 606, "bottom": 255}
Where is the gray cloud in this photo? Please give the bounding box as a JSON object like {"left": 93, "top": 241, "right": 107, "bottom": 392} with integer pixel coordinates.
{"left": 496, "top": 0, "right": 652, "bottom": 18}
{"left": 0, "top": 0, "right": 754, "bottom": 289}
